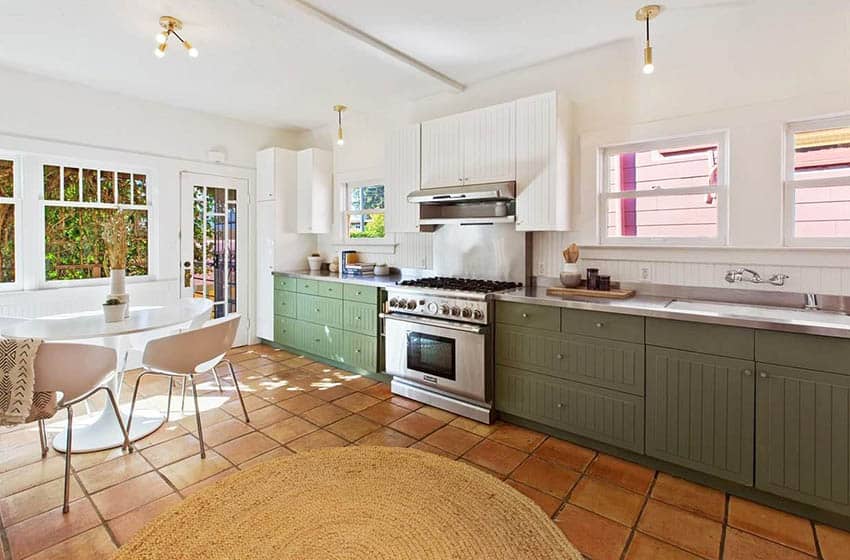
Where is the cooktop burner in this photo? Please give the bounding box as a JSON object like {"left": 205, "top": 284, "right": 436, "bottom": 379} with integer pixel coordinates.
{"left": 397, "top": 276, "right": 523, "bottom": 294}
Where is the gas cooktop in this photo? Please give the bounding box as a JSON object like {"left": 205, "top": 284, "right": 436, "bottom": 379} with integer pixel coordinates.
{"left": 397, "top": 276, "right": 522, "bottom": 294}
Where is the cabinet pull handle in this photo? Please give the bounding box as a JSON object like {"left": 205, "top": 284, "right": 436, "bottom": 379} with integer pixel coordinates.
{"left": 743, "top": 370, "right": 752, "bottom": 376}
{"left": 760, "top": 372, "right": 768, "bottom": 378}
{"left": 521, "top": 313, "right": 529, "bottom": 318}
{"left": 314, "top": 338, "right": 321, "bottom": 343}
{"left": 595, "top": 322, "right": 604, "bottom": 328}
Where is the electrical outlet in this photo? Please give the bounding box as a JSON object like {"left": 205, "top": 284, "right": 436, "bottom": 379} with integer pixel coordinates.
{"left": 537, "top": 262, "right": 546, "bottom": 275}
{"left": 640, "top": 266, "right": 652, "bottom": 282}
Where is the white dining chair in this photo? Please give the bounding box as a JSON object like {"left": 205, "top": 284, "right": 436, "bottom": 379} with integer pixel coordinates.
{"left": 32, "top": 342, "right": 132, "bottom": 513}
{"left": 126, "top": 314, "right": 248, "bottom": 458}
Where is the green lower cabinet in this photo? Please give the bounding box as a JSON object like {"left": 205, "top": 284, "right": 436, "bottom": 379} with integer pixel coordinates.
{"left": 755, "top": 364, "right": 850, "bottom": 516}
{"left": 343, "top": 301, "right": 379, "bottom": 336}
{"left": 645, "top": 347, "right": 755, "bottom": 485}
{"left": 297, "top": 294, "right": 343, "bottom": 329}
{"left": 342, "top": 332, "right": 378, "bottom": 372}
{"left": 274, "top": 290, "right": 296, "bottom": 318}
{"left": 274, "top": 316, "right": 299, "bottom": 348}
{"left": 495, "top": 366, "right": 645, "bottom": 453}
{"left": 301, "top": 322, "right": 344, "bottom": 362}
{"left": 496, "top": 325, "right": 644, "bottom": 396}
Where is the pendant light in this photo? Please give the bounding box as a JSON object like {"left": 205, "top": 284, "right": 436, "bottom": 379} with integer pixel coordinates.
{"left": 154, "top": 16, "right": 199, "bottom": 59}
{"left": 635, "top": 5, "right": 661, "bottom": 74}
{"left": 334, "top": 105, "right": 347, "bottom": 146}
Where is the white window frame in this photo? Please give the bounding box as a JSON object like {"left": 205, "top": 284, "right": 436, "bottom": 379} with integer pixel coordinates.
{"left": 39, "top": 157, "right": 154, "bottom": 288}
{"left": 784, "top": 115, "right": 850, "bottom": 248}
{"left": 598, "top": 131, "right": 729, "bottom": 247}
{"left": 0, "top": 151, "right": 22, "bottom": 292}
{"left": 342, "top": 178, "right": 386, "bottom": 243}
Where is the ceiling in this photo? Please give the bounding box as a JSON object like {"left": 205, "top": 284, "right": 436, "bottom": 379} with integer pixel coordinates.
{"left": 0, "top": 0, "right": 752, "bottom": 130}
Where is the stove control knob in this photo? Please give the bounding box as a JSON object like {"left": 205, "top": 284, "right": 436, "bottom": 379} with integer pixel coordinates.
{"left": 407, "top": 300, "right": 417, "bottom": 310}
{"left": 396, "top": 299, "right": 407, "bottom": 309}
{"left": 426, "top": 302, "right": 439, "bottom": 314}
{"left": 461, "top": 307, "right": 472, "bottom": 318}
{"left": 389, "top": 298, "right": 398, "bottom": 308}
{"left": 450, "top": 306, "right": 460, "bottom": 317}
{"left": 440, "top": 305, "right": 450, "bottom": 315}
{"left": 472, "top": 309, "right": 484, "bottom": 321}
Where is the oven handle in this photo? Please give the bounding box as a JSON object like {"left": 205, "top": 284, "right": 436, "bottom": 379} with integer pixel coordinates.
{"left": 380, "top": 313, "right": 488, "bottom": 334}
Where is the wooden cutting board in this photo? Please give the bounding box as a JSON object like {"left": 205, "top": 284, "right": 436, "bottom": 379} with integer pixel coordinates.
{"left": 545, "top": 286, "right": 635, "bottom": 299}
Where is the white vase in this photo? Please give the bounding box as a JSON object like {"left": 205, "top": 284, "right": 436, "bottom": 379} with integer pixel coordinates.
{"left": 109, "top": 269, "right": 130, "bottom": 318}
{"left": 307, "top": 256, "right": 323, "bottom": 271}
{"left": 103, "top": 303, "right": 127, "bottom": 323}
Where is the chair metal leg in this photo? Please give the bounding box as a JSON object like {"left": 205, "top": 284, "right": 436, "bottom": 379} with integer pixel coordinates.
{"left": 37, "top": 419, "right": 48, "bottom": 458}
{"left": 190, "top": 374, "right": 206, "bottom": 459}
{"left": 126, "top": 371, "right": 150, "bottom": 438}
{"left": 63, "top": 406, "right": 73, "bottom": 514}
{"left": 103, "top": 387, "right": 133, "bottom": 453}
{"left": 165, "top": 378, "right": 174, "bottom": 422}
{"left": 180, "top": 378, "right": 187, "bottom": 412}
{"left": 224, "top": 360, "right": 250, "bottom": 423}
{"left": 211, "top": 368, "right": 223, "bottom": 393}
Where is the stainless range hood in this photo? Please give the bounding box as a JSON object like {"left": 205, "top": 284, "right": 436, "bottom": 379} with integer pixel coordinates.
{"left": 407, "top": 181, "right": 516, "bottom": 204}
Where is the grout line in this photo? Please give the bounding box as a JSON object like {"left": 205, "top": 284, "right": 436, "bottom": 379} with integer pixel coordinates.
{"left": 619, "top": 470, "right": 659, "bottom": 560}
{"left": 718, "top": 493, "right": 730, "bottom": 560}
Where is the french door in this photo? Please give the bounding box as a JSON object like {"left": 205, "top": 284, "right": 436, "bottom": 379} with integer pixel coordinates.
{"left": 180, "top": 172, "right": 249, "bottom": 346}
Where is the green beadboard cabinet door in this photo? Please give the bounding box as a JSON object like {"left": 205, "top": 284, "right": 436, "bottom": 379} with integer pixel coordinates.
{"left": 296, "top": 278, "right": 320, "bottom": 295}
{"left": 342, "top": 331, "right": 378, "bottom": 372}
{"left": 343, "top": 284, "right": 378, "bottom": 305}
{"left": 495, "top": 325, "right": 645, "bottom": 396}
{"left": 274, "top": 275, "right": 296, "bottom": 292}
{"left": 495, "top": 366, "right": 645, "bottom": 453}
{"left": 297, "top": 294, "right": 344, "bottom": 329}
{"left": 274, "top": 290, "right": 297, "bottom": 318}
{"left": 274, "top": 316, "right": 299, "bottom": 348}
{"left": 756, "top": 364, "right": 850, "bottom": 516}
{"left": 301, "top": 322, "right": 344, "bottom": 361}
{"left": 645, "top": 346, "right": 755, "bottom": 485}
{"left": 317, "top": 280, "right": 343, "bottom": 299}
{"left": 495, "top": 301, "right": 561, "bottom": 331}
{"left": 561, "top": 309, "right": 645, "bottom": 344}
{"left": 343, "top": 301, "right": 379, "bottom": 336}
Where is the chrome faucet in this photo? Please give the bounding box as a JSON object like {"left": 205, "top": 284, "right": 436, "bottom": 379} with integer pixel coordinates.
{"left": 725, "top": 268, "right": 789, "bottom": 287}
{"left": 804, "top": 293, "right": 820, "bottom": 311}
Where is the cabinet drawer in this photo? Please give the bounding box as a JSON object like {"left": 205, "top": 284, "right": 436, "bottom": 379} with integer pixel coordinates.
{"left": 316, "top": 280, "right": 343, "bottom": 299}
{"left": 342, "top": 332, "right": 378, "bottom": 372}
{"left": 274, "top": 316, "right": 298, "bottom": 348}
{"left": 756, "top": 331, "right": 850, "bottom": 376}
{"left": 344, "top": 284, "right": 378, "bottom": 304}
{"left": 274, "top": 290, "right": 296, "bottom": 318}
{"left": 274, "top": 275, "right": 296, "bottom": 292}
{"left": 496, "top": 301, "right": 560, "bottom": 332}
{"left": 297, "top": 295, "right": 343, "bottom": 329}
{"left": 562, "top": 309, "right": 644, "bottom": 344}
{"left": 495, "top": 325, "right": 645, "bottom": 395}
{"left": 302, "top": 322, "right": 343, "bottom": 361}
{"left": 343, "top": 301, "right": 378, "bottom": 336}
{"left": 646, "top": 318, "right": 753, "bottom": 360}
{"left": 645, "top": 347, "right": 755, "bottom": 485}
{"left": 296, "top": 278, "right": 320, "bottom": 295}
{"left": 495, "top": 366, "right": 644, "bottom": 453}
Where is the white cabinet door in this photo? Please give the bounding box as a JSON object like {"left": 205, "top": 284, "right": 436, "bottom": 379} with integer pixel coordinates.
{"left": 255, "top": 200, "right": 275, "bottom": 340}
{"left": 296, "top": 148, "right": 333, "bottom": 233}
{"left": 421, "top": 115, "right": 463, "bottom": 189}
{"left": 256, "top": 148, "right": 276, "bottom": 202}
{"left": 385, "top": 124, "right": 420, "bottom": 233}
{"left": 515, "top": 91, "right": 570, "bottom": 231}
{"left": 462, "top": 102, "right": 516, "bottom": 185}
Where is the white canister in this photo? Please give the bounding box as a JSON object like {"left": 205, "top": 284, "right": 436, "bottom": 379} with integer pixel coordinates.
{"left": 103, "top": 303, "right": 127, "bottom": 323}
{"left": 307, "top": 256, "right": 323, "bottom": 271}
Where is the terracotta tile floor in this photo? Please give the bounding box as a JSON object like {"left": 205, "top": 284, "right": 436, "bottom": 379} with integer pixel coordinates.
{"left": 1, "top": 343, "right": 849, "bottom": 560}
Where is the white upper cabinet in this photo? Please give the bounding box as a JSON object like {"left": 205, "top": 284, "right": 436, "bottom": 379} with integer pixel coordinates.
{"left": 256, "top": 147, "right": 296, "bottom": 203}
{"left": 385, "top": 124, "right": 421, "bottom": 233}
{"left": 462, "top": 101, "right": 516, "bottom": 185}
{"left": 296, "top": 148, "right": 333, "bottom": 234}
{"left": 420, "top": 101, "right": 516, "bottom": 189}
{"left": 421, "top": 115, "right": 463, "bottom": 189}
{"left": 515, "top": 91, "right": 571, "bottom": 231}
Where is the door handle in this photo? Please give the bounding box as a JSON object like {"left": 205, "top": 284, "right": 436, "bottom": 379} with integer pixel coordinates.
{"left": 183, "top": 261, "right": 192, "bottom": 288}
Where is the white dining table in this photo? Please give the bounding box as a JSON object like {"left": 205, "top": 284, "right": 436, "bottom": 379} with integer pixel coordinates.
{"left": 2, "top": 298, "right": 213, "bottom": 453}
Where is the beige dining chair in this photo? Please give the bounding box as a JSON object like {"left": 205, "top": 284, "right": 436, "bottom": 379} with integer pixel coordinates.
{"left": 126, "top": 314, "right": 248, "bottom": 459}
{"left": 32, "top": 343, "right": 132, "bottom": 513}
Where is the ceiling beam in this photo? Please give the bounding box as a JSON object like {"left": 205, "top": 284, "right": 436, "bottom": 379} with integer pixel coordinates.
{"left": 282, "top": 0, "right": 466, "bottom": 92}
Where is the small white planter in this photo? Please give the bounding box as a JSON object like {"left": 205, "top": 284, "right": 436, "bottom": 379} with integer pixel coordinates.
{"left": 374, "top": 264, "right": 390, "bottom": 276}
{"left": 307, "top": 256, "right": 323, "bottom": 271}
{"left": 103, "top": 303, "right": 127, "bottom": 323}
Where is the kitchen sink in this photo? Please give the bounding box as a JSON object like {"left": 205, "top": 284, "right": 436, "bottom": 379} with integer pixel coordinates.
{"left": 665, "top": 300, "right": 850, "bottom": 327}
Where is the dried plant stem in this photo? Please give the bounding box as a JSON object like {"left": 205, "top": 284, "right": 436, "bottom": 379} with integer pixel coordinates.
{"left": 102, "top": 210, "right": 129, "bottom": 271}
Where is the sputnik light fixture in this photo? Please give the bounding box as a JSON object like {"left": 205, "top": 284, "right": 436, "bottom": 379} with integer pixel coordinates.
{"left": 154, "top": 16, "right": 198, "bottom": 59}
{"left": 635, "top": 5, "right": 661, "bottom": 74}
{"left": 334, "top": 105, "right": 347, "bottom": 146}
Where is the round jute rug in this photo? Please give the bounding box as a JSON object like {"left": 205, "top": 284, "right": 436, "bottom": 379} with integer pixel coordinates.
{"left": 114, "top": 446, "right": 582, "bottom": 560}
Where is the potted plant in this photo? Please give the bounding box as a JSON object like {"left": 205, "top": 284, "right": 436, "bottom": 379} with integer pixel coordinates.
{"left": 102, "top": 211, "right": 130, "bottom": 317}
{"left": 102, "top": 297, "right": 127, "bottom": 323}
{"left": 307, "top": 252, "right": 323, "bottom": 272}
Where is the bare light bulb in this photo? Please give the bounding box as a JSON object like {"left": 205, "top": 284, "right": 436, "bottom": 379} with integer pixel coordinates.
{"left": 183, "top": 41, "right": 199, "bottom": 58}
{"left": 154, "top": 43, "right": 167, "bottom": 58}
{"left": 642, "top": 45, "right": 654, "bottom": 74}
{"left": 337, "top": 126, "right": 344, "bottom": 146}
{"left": 155, "top": 31, "right": 168, "bottom": 44}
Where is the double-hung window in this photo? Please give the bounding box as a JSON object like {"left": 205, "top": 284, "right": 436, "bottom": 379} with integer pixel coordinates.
{"left": 42, "top": 163, "right": 150, "bottom": 282}
{"left": 599, "top": 132, "right": 728, "bottom": 245}
{"left": 345, "top": 181, "right": 385, "bottom": 240}
{"left": 0, "top": 155, "right": 19, "bottom": 289}
{"left": 785, "top": 117, "right": 850, "bottom": 246}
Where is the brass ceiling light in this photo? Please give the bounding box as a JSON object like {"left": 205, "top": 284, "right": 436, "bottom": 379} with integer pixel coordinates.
{"left": 635, "top": 5, "right": 661, "bottom": 74}
{"left": 155, "top": 16, "right": 198, "bottom": 59}
{"left": 334, "top": 105, "right": 347, "bottom": 146}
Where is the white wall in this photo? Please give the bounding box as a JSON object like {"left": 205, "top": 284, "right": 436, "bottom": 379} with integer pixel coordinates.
{"left": 0, "top": 65, "right": 301, "bottom": 324}
{"left": 314, "top": 0, "right": 850, "bottom": 295}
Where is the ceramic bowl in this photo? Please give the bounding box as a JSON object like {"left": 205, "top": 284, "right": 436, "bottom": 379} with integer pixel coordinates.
{"left": 559, "top": 272, "right": 582, "bottom": 288}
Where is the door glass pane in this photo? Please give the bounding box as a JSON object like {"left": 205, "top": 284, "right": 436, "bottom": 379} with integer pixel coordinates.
{"left": 63, "top": 167, "right": 80, "bottom": 201}
{"left": 0, "top": 204, "right": 14, "bottom": 283}
{"left": 191, "top": 185, "right": 237, "bottom": 319}
{"left": 228, "top": 203, "right": 237, "bottom": 313}
{"left": 192, "top": 186, "right": 205, "bottom": 300}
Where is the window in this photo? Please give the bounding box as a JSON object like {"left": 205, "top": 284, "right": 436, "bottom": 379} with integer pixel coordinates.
{"left": 43, "top": 164, "right": 150, "bottom": 281}
{"left": 345, "top": 182, "right": 385, "bottom": 239}
{"left": 785, "top": 117, "right": 850, "bottom": 246}
{"left": 0, "top": 157, "right": 17, "bottom": 285}
{"left": 600, "top": 133, "right": 727, "bottom": 245}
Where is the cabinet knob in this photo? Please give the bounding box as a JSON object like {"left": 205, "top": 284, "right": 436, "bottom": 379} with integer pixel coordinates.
{"left": 595, "top": 322, "right": 604, "bottom": 328}
{"left": 760, "top": 372, "right": 768, "bottom": 378}
{"left": 356, "top": 291, "right": 362, "bottom": 295}
{"left": 556, "top": 354, "right": 563, "bottom": 360}
{"left": 315, "top": 308, "right": 320, "bottom": 312}
{"left": 521, "top": 313, "right": 529, "bottom": 318}
{"left": 556, "top": 403, "right": 563, "bottom": 408}
{"left": 355, "top": 349, "right": 361, "bottom": 353}
{"left": 743, "top": 370, "right": 752, "bottom": 376}
{"left": 355, "top": 316, "right": 361, "bottom": 320}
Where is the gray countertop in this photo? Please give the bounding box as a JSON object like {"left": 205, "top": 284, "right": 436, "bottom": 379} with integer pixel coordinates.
{"left": 273, "top": 269, "right": 407, "bottom": 289}
{"left": 494, "top": 287, "right": 850, "bottom": 340}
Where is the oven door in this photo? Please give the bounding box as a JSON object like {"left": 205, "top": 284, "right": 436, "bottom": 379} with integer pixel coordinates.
{"left": 383, "top": 314, "right": 487, "bottom": 403}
